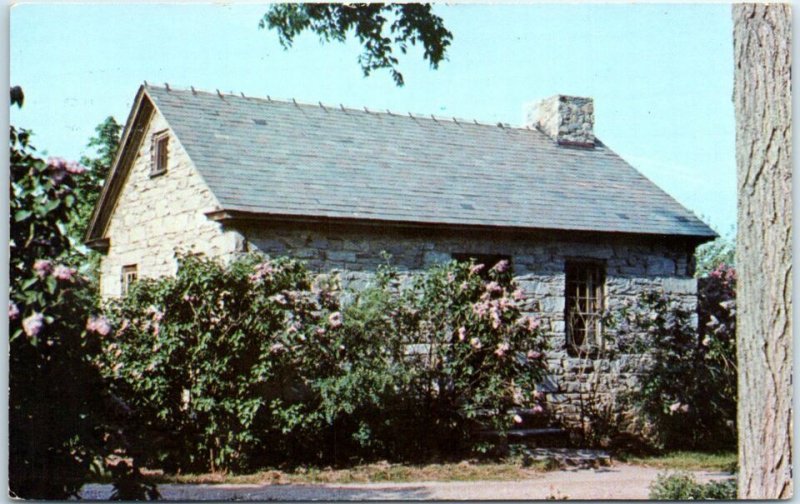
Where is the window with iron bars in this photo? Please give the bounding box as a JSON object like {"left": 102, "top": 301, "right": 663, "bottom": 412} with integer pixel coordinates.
{"left": 565, "top": 260, "right": 605, "bottom": 355}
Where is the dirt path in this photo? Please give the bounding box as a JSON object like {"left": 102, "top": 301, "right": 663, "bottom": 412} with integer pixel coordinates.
{"left": 80, "top": 464, "right": 732, "bottom": 500}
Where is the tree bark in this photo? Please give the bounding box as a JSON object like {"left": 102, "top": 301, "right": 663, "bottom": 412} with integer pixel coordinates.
{"left": 733, "top": 3, "right": 793, "bottom": 499}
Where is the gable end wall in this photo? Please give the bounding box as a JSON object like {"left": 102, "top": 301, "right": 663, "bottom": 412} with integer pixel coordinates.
{"left": 99, "top": 109, "right": 244, "bottom": 297}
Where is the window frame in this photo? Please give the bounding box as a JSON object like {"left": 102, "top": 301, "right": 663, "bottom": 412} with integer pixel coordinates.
{"left": 150, "top": 130, "right": 169, "bottom": 177}
{"left": 121, "top": 264, "right": 138, "bottom": 296}
{"left": 564, "top": 259, "right": 606, "bottom": 355}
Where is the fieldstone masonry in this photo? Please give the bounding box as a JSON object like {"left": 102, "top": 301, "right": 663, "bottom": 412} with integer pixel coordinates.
{"left": 242, "top": 221, "right": 697, "bottom": 433}
{"left": 99, "top": 112, "right": 243, "bottom": 297}
{"left": 527, "top": 95, "right": 596, "bottom": 147}
{"left": 99, "top": 106, "right": 699, "bottom": 435}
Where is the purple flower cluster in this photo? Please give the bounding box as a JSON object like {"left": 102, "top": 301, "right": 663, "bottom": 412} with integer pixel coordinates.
{"left": 47, "top": 157, "right": 85, "bottom": 185}
{"left": 22, "top": 312, "right": 44, "bottom": 338}
{"left": 491, "top": 260, "right": 510, "bottom": 273}
{"left": 328, "top": 311, "right": 343, "bottom": 328}
{"left": 249, "top": 261, "right": 275, "bottom": 282}
{"left": 33, "top": 259, "right": 77, "bottom": 282}
{"left": 33, "top": 259, "right": 52, "bottom": 278}
{"left": 86, "top": 315, "right": 112, "bottom": 336}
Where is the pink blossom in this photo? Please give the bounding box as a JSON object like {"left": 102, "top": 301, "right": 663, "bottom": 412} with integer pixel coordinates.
{"left": 33, "top": 259, "right": 52, "bottom": 278}
{"left": 270, "top": 342, "right": 285, "bottom": 354}
{"left": 46, "top": 157, "right": 70, "bottom": 185}
{"left": 512, "top": 289, "right": 524, "bottom": 301}
{"left": 52, "top": 264, "right": 77, "bottom": 281}
{"left": 533, "top": 390, "right": 545, "bottom": 401}
{"left": 532, "top": 404, "right": 544, "bottom": 414}
{"left": 250, "top": 261, "right": 274, "bottom": 281}
{"left": 65, "top": 160, "right": 85, "bottom": 174}
{"left": 485, "top": 281, "right": 502, "bottom": 294}
{"left": 22, "top": 312, "right": 44, "bottom": 338}
{"left": 669, "top": 401, "right": 682, "bottom": 413}
{"left": 47, "top": 157, "right": 67, "bottom": 169}
{"left": 270, "top": 294, "right": 287, "bottom": 305}
{"left": 183, "top": 294, "right": 197, "bottom": 303}
{"left": 472, "top": 302, "right": 488, "bottom": 317}
{"left": 328, "top": 311, "right": 343, "bottom": 328}
{"left": 457, "top": 327, "right": 467, "bottom": 342}
{"left": 470, "top": 337, "right": 482, "bottom": 350}
{"left": 523, "top": 316, "right": 540, "bottom": 331}
{"left": 491, "top": 260, "right": 510, "bottom": 273}
{"left": 469, "top": 263, "right": 485, "bottom": 275}
{"left": 680, "top": 404, "right": 690, "bottom": 413}
{"left": 513, "top": 414, "right": 523, "bottom": 424}
{"left": 316, "top": 327, "right": 326, "bottom": 336}
{"left": 490, "top": 309, "right": 502, "bottom": 329}
{"left": 145, "top": 306, "right": 164, "bottom": 322}
{"left": 702, "top": 335, "right": 712, "bottom": 347}
{"left": 527, "top": 350, "right": 543, "bottom": 360}
{"left": 86, "top": 316, "right": 111, "bottom": 336}
{"left": 8, "top": 301, "right": 19, "bottom": 320}
{"left": 495, "top": 342, "right": 510, "bottom": 357}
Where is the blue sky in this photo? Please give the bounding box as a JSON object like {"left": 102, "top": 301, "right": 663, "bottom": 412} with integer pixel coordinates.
{"left": 10, "top": 3, "right": 736, "bottom": 233}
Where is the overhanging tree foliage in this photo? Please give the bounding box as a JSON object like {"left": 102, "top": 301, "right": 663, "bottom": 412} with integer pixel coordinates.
{"left": 73, "top": 116, "right": 121, "bottom": 241}
{"left": 261, "top": 3, "right": 453, "bottom": 86}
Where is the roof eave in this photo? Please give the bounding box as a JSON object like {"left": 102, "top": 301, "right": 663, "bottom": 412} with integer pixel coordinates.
{"left": 84, "top": 84, "right": 152, "bottom": 246}
{"left": 206, "top": 209, "right": 718, "bottom": 246}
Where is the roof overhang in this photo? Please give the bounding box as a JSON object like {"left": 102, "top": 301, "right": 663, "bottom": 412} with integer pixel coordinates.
{"left": 206, "top": 209, "right": 717, "bottom": 247}
{"left": 84, "top": 85, "right": 155, "bottom": 249}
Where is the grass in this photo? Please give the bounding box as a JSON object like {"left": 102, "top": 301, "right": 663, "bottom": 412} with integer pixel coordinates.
{"left": 616, "top": 451, "right": 737, "bottom": 472}
{"left": 146, "top": 459, "right": 554, "bottom": 485}
{"left": 129, "top": 451, "right": 736, "bottom": 486}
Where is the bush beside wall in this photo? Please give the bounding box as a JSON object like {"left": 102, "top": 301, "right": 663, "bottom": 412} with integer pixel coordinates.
{"left": 99, "top": 254, "right": 548, "bottom": 473}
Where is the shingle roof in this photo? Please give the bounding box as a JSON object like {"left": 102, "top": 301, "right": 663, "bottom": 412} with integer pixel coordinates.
{"left": 144, "top": 85, "right": 715, "bottom": 240}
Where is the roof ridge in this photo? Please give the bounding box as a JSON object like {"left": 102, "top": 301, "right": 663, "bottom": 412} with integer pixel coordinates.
{"left": 143, "top": 81, "right": 528, "bottom": 132}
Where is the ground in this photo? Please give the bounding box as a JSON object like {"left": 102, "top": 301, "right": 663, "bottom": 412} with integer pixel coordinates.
{"left": 80, "top": 464, "right": 732, "bottom": 500}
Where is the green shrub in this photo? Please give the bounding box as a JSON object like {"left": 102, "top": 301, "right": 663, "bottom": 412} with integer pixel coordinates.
{"left": 648, "top": 472, "right": 736, "bottom": 500}
{"left": 100, "top": 254, "right": 341, "bottom": 472}
{"left": 9, "top": 114, "right": 155, "bottom": 499}
{"left": 611, "top": 279, "right": 736, "bottom": 451}
{"left": 100, "top": 255, "right": 548, "bottom": 472}
{"left": 338, "top": 259, "right": 549, "bottom": 458}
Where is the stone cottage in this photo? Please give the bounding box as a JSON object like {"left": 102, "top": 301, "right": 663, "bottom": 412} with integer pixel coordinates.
{"left": 85, "top": 84, "right": 716, "bottom": 430}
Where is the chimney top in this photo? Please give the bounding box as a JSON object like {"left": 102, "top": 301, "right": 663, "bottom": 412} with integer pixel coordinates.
{"left": 525, "top": 95, "right": 595, "bottom": 148}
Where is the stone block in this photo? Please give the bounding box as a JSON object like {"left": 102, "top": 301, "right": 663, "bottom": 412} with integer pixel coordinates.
{"left": 646, "top": 257, "right": 676, "bottom": 276}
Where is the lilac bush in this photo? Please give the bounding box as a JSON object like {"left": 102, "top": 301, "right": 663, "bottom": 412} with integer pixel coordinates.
{"left": 610, "top": 265, "right": 737, "bottom": 450}
{"left": 9, "top": 115, "right": 155, "bottom": 498}
{"left": 99, "top": 255, "right": 549, "bottom": 471}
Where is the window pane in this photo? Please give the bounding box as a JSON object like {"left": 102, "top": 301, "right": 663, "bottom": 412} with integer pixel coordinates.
{"left": 565, "top": 261, "right": 605, "bottom": 352}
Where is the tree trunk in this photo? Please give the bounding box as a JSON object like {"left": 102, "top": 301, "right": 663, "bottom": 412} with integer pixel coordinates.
{"left": 733, "top": 4, "right": 793, "bottom": 499}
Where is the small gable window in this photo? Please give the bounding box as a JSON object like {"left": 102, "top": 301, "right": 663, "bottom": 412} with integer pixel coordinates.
{"left": 121, "top": 264, "right": 138, "bottom": 296}
{"left": 151, "top": 131, "right": 169, "bottom": 176}
{"left": 565, "top": 260, "right": 605, "bottom": 354}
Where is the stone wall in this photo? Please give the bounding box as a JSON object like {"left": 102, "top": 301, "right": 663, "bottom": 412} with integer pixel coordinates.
{"left": 526, "top": 95, "right": 595, "bottom": 147}
{"left": 99, "top": 111, "right": 244, "bottom": 298}
{"left": 240, "top": 221, "right": 697, "bottom": 432}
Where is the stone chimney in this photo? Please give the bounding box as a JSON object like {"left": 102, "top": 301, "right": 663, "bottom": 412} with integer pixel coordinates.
{"left": 525, "top": 95, "right": 595, "bottom": 147}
